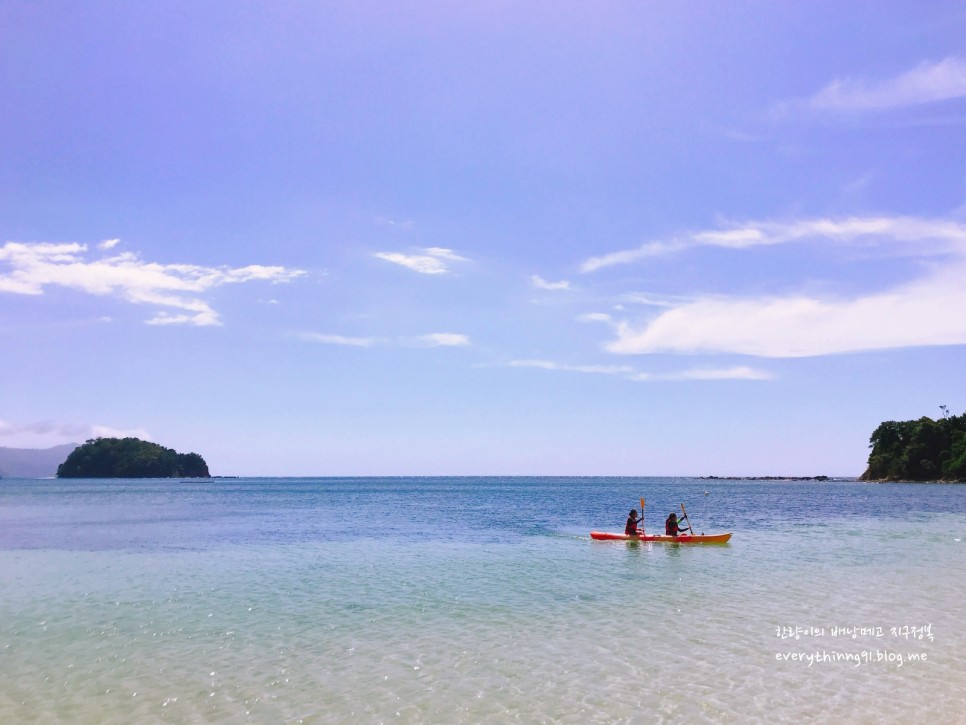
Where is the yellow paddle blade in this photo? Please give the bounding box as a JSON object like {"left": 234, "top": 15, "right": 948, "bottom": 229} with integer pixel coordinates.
{"left": 640, "top": 497, "right": 646, "bottom": 510}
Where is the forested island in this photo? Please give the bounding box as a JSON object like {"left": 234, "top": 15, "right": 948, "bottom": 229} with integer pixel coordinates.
{"left": 860, "top": 413, "right": 966, "bottom": 482}
{"left": 57, "top": 437, "right": 210, "bottom": 478}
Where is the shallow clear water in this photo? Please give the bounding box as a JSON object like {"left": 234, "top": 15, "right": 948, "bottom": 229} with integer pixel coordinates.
{"left": 1, "top": 477, "right": 964, "bottom": 723}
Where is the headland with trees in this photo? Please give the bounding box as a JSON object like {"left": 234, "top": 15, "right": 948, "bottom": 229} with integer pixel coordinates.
{"left": 860, "top": 408, "right": 966, "bottom": 482}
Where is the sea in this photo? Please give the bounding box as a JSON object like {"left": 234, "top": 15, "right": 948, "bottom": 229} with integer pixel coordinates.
{"left": 1, "top": 476, "right": 964, "bottom": 724}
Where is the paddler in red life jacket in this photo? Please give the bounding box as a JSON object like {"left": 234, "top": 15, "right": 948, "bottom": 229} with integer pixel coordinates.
{"left": 625, "top": 509, "right": 644, "bottom": 536}
{"left": 665, "top": 512, "right": 686, "bottom": 536}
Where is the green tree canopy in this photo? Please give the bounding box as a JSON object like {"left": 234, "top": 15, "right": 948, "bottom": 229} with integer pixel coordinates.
{"left": 57, "top": 437, "right": 210, "bottom": 478}
{"left": 861, "top": 413, "right": 966, "bottom": 482}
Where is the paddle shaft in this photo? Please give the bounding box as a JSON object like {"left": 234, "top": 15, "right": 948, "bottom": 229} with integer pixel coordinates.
{"left": 640, "top": 497, "right": 646, "bottom": 534}
{"left": 680, "top": 503, "right": 695, "bottom": 535}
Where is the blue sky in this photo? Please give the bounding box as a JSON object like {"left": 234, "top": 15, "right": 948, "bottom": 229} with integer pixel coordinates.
{"left": 2, "top": 1, "right": 965, "bottom": 475}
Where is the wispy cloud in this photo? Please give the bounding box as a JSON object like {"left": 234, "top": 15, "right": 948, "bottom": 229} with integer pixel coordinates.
{"left": 0, "top": 241, "right": 305, "bottom": 326}
{"left": 373, "top": 247, "right": 468, "bottom": 275}
{"left": 506, "top": 359, "right": 772, "bottom": 382}
{"left": 580, "top": 216, "right": 966, "bottom": 272}
{"left": 577, "top": 312, "right": 614, "bottom": 324}
{"left": 508, "top": 359, "right": 634, "bottom": 375}
{"left": 620, "top": 293, "right": 682, "bottom": 308}
{"left": 417, "top": 333, "right": 471, "bottom": 347}
{"left": 375, "top": 218, "right": 415, "bottom": 230}
{"left": 531, "top": 275, "right": 571, "bottom": 291}
{"left": 296, "top": 332, "right": 382, "bottom": 347}
{"left": 90, "top": 424, "right": 152, "bottom": 439}
{"left": 297, "top": 331, "right": 471, "bottom": 348}
{"left": 0, "top": 419, "right": 151, "bottom": 443}
{"left": 581, "top": 241, "right": 684, "bottom": 273}
{"left": 629, "top": 367, "right": 774, "bottom": 382}
{"left": 779, "top": 57, "right": 966, "bottom": 115}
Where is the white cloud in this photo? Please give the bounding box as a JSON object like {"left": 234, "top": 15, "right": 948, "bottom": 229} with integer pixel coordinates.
{"left": 98, "top": 238, "right": 121, "bottom": 250}
{"left": 0, "top": 241, "right": 306, "bottom": 326}
{"left": 580, "top": 216, "right": 966, "bottom": 272}
{"left": 587, "top": 214, "right": 966, "bottom": 358}
{"left": 373, "top": 247, "right": 468, "bottom": 275}
{"left": 606, "top": 260, "right": 966, "bottom": 358}
{"left": 531, "top": 275, "right": 571, "bottom": 290}
{"left": 90, "top": 425, "right": 153, "bottom": 440}
{"left": 418, "top": 333, "right": 471, "bottom": 347}
{"left": 792, "top": 57, "right": 966, "bottom": 114}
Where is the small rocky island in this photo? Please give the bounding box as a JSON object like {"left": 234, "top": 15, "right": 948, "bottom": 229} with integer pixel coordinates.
{"left": 57, "top": 437, "right": 210, "bottom": 478}
{"left": 860, "top": 412, "right": 966, "bottom": 482}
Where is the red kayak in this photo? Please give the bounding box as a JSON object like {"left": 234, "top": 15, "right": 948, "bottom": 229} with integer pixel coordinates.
{"left": 590, "top": 531, "right": 732, "bottom": 543}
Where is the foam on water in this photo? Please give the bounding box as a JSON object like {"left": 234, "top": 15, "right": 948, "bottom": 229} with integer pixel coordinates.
{"left": 1, "top": 477, "right": 965, "bottom": 722}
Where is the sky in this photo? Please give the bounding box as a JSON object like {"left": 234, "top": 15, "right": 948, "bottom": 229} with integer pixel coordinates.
{"left": 2, "top": 1, "right": 965, "bottom": 476}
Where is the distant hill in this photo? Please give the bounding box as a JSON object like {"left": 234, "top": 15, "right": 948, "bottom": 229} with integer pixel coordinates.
{"left": 0, "top": 443, "right": 79, "bottom": 478}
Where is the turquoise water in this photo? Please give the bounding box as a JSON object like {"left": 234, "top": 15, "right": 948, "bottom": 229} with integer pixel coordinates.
{"left": 1, "top": 477, "right": 964, "bottom": 723}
